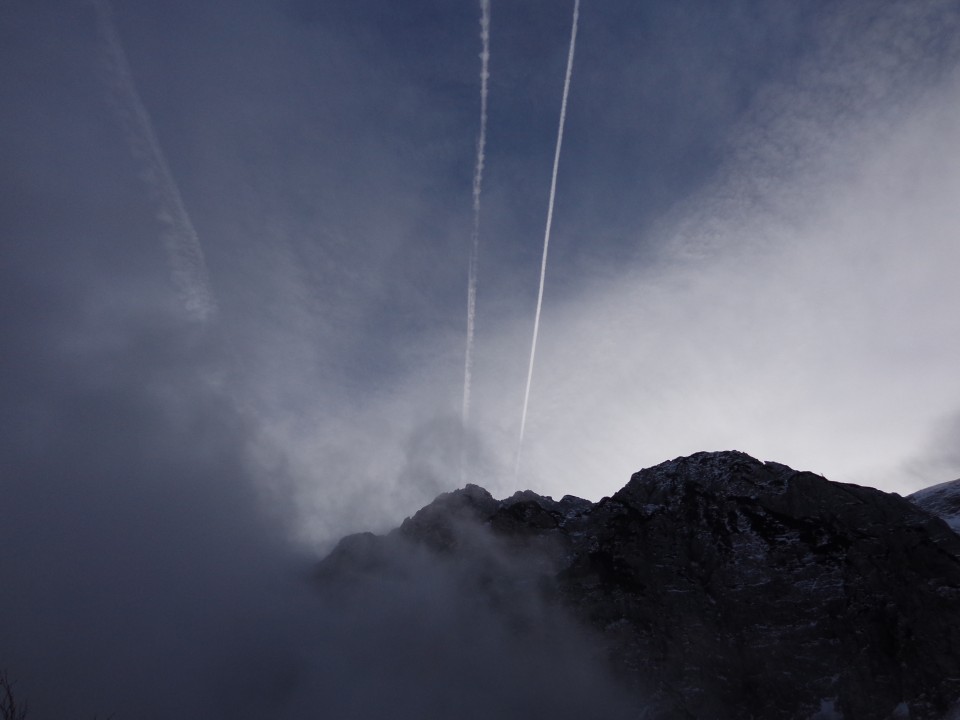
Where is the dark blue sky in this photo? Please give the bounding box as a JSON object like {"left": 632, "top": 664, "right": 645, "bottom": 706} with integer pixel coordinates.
{"left": 4, "top": 0, "right": 960, "bottom": 528}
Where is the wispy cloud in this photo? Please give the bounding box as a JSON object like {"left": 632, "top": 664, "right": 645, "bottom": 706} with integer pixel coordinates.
{"left": 515, "top": 0, "right": 580, "bottom": 480}
{"left": 496, "top": 59, "right": 960, "bottom": 498}
{"left": 461, "top": 0, "right": 492, "bottom": 479}
{"left": 92, "top": 0, "right": 217, "bottom": 322}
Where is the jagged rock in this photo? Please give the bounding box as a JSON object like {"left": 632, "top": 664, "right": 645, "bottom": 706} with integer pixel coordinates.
{"left": 316, "top": 451, "right": 960, "bottom": 720}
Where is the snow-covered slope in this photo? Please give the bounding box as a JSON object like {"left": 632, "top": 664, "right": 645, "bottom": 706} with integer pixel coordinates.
{"left": 909, "top": 478, "right": 960, "bottom": 533}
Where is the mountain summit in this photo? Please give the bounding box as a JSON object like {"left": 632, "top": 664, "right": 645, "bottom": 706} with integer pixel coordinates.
{"left": 318, "top": 451, "right": 960, "bottom": 719}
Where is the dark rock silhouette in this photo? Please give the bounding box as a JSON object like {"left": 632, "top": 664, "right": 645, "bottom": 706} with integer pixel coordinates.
{"left": 318, "top": 451, "right": 960, "bottom": 719}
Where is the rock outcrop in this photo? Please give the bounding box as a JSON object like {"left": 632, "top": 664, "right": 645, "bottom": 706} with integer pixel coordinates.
{"left": 317, "top": 451, "right": 960, "bottom": 719}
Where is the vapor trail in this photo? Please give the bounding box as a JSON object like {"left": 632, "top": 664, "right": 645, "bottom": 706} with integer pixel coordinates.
{"left": 461, "top": 0, "right": 491, "bottom": 481}
{"left": 92, "top": 0, "right": 217, "bottom": 322}
{"left": 515, "top": 0, "right": 580, "bottom": 480}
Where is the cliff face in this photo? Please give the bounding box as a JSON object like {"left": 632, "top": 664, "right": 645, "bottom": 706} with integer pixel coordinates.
{"left": 317, "top": 451, "right": 960, "bottom": 720}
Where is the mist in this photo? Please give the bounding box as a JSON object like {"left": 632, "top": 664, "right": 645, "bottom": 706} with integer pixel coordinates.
{"left": 3, "top": 0, "right": 960, "bottom": 716}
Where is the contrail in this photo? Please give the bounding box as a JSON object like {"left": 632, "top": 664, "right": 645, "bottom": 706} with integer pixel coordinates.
{"left": 515, "top": 0, "right": 580, "bottom": 480}
{"left": 461, "top": 0, "right": 491, "bottom": 480}
{"left": 92, "top": 0, "right": 217, "bottom": 322}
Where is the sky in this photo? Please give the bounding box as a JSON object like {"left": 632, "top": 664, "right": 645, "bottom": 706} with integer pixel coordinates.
{"left": 2, "top": 0, "right": 960, "bottom": 715}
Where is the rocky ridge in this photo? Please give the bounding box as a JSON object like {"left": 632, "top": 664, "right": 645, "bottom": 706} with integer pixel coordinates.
{"left": 317, "top": 451, "right": 960, "bottom": 719}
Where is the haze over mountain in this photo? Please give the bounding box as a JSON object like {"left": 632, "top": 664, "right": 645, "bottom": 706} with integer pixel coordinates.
{"left": 4, "top": 0, "right": 960, "bottom": 717}
{"left": 317, "top": 451, "right": 960, "bottom": 719}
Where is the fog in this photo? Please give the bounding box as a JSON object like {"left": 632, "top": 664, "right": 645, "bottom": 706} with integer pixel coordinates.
{"left": 2, "top": 0, "right": 960, "bottom": 716}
